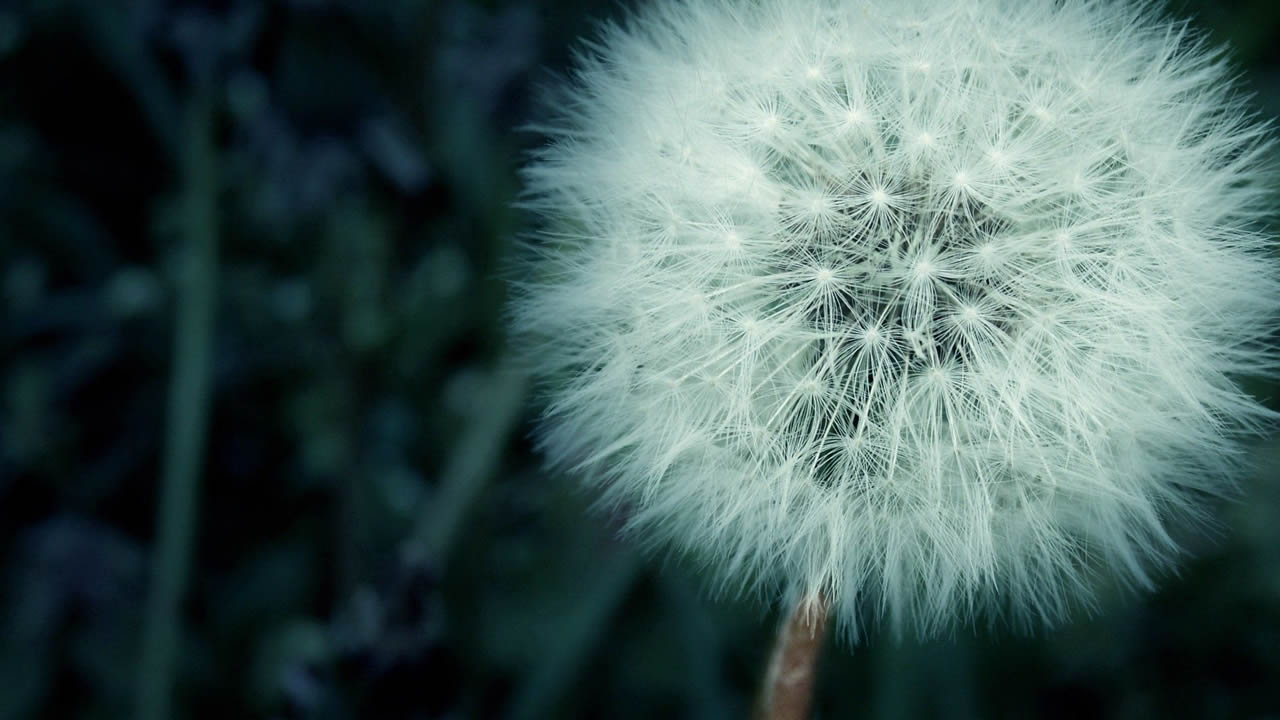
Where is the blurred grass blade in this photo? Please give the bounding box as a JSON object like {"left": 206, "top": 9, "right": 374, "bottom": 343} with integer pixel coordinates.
{"left": 405, "top": 362, "right": 526, "bottom": 566}
{"left": 508, "top": 549, "right": 640, "bottom": 720}
{"left": 135, "top": 89, "right": 218, "bottom": 720}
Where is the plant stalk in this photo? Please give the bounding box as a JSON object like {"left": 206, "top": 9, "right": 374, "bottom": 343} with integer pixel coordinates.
{"left": 755, "top": 591, "right": 829, "bottom": 720}
{"left": 135, "top": 88, "right": 218, "bottom": 720}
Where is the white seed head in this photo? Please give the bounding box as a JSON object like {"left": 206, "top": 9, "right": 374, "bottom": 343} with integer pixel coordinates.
{"left": 510, "top": 0, "right": 1280, "bottom": 639}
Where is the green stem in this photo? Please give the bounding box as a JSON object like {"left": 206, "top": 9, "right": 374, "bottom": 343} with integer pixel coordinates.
{"left": 135, "top": 89, "right": 217, "bottom": 720}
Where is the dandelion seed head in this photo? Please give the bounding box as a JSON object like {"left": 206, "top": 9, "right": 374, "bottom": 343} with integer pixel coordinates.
{"left": 511, "top": 0, "right": 1280, "bottom": 639}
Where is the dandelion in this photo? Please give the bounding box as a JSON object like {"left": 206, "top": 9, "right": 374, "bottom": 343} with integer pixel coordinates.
{"left": 511, "top": 0, "right": 1278, "bottom": 656}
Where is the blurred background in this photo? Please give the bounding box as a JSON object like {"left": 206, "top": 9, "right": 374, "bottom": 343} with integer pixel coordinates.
{"left": 1, "top": 0, "right": 1279, "bottom": 718}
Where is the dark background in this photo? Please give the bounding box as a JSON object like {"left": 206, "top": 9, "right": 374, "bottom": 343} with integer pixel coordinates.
{"left": 1, "top": 1, "right": 1279, "bottom": 718}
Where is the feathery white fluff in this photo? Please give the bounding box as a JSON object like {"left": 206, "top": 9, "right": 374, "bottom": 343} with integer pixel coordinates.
{"left": 510, "top": 0, "right": 1279, "bottom": 638}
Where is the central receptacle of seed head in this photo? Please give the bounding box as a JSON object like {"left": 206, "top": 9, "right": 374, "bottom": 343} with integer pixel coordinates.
{"left": 739, "top": 107, "right": 1024, "bottom": 490}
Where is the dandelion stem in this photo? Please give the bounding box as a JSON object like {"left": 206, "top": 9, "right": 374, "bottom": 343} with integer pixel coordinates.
{"left": 135, "top": 88, "right": 217, "bottom": 720}
{"left": 756, "top": 591, "right": 829, "bottom": 720}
